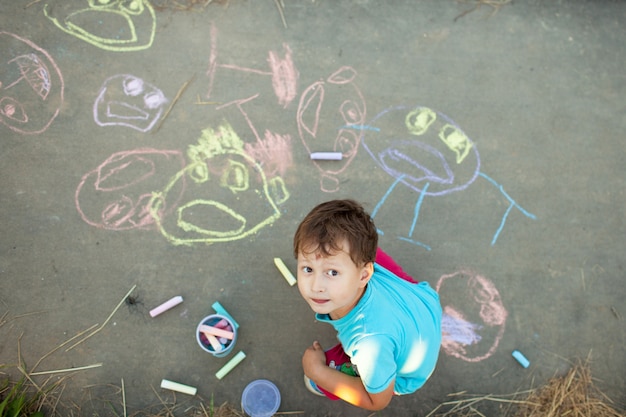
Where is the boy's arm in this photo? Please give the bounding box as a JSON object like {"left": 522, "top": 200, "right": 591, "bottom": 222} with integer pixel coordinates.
{"left": 303, "top": 341, "right": 395, "bottom": 411}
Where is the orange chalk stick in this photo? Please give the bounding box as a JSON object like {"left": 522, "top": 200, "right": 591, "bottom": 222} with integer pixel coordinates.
{"left": 199, "top": 324, "right": 234, "bottom": 340}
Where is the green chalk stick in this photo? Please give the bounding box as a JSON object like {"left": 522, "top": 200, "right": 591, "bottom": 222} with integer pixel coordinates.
{"left": 215, "top": 351, "right": 246, "bottom": 380}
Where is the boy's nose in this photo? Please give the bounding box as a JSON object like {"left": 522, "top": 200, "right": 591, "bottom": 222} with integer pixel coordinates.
{"left": 311, "top": 274, "right": 325, "bottom": 292}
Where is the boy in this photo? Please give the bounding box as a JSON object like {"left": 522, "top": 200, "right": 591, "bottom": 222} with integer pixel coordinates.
{"left": 294, "top": 199, "right": 442, "bottom": 411}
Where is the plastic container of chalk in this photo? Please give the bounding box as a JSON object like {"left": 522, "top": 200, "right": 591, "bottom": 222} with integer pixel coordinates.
{"left": 241, "top": 379, "right": 281, "bottom": 417}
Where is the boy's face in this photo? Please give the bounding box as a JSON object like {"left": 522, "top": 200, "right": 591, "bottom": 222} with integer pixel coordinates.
{"left": 297, "top": 239, "right": 373, "bottom": 320}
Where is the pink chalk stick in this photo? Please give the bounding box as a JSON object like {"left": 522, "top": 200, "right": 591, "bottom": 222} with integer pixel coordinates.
{"left": 199, "top": 324, "right": 234, "bottom": 340}
{"left": 204, "top": 333, "right": 223, "bottom": 352}
{"left": 149, "top": 296, "right": 183, "bottom": 317}
{"left": 214, "top": 319, "right": 229, "bottom": 329}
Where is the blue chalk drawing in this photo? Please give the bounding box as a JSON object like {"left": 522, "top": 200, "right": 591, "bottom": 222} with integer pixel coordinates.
{"left": 361, "top": 105, "right": 536, "bottom": 249}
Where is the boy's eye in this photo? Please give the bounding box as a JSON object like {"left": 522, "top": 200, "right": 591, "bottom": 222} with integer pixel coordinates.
{"left": 328, "top": 270, "right": 339, "bottom": 277}
{"left": 302, "top": 266, "right": 313, "bottom": 273}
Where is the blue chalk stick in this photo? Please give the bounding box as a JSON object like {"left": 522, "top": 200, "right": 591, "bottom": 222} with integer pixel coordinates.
{"left": 512, "top": 350, "right": 530, "bottom": 368}
{"left": 212, "top": 301, "right": 239, "bottom": 329}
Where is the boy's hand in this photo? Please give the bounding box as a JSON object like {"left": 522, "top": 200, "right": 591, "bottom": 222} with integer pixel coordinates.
{"left": 301, "top": 340, "right": 395, "bottom": 411}
{"left": 302, "top": 341, "right": 327, "bottom": 378}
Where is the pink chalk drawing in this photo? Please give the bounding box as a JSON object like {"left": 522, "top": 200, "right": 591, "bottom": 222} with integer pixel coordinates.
{"left": 94, "top": 74, "right": 168, "bottom": 132}
{"left": 75, "top": 148, "right": 186, "bottom": 230}
{"left": 296, "top": 66, "right": 366, "bottom": 192}
{"left": 202, "top": 23, "right": 297, "bottom": 179}
{"left": 205, "top": 23, "right": 298, "bottom": 108}
{"left": 436, "top": 270, "right": 508, "bottom": 362}
{"left": 0, "top": 31, "right": 64, "bottom": 135}
{"left": 217, "top": 95, "right": 293, "bottom": 179}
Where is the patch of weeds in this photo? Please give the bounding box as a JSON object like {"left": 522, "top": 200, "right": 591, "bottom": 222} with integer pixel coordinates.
{"left": 0, "top": 375, "right": 44, "bottom": 417}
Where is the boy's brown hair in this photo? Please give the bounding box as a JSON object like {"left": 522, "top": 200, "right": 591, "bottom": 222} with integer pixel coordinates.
{"left": 293, "top": 199, "right": 378, "bottom": 266}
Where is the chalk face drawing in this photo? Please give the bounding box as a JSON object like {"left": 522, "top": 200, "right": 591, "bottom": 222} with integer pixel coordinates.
{"left": 94, "top": 74, "right": 168, "bottom": 132}
{"left": 296, "top": 66, "right": 366, "bottom": 192}
{"left": 0, "top": 32, "right": 64, "bottom": 135}
{"left": 43, "top": 0, "right": 156, "bottom": 52}
{"left": 363, "top": 105, "right": 535, "bottom": 249}
{"left": 148, "top": 121, "right": 289, "bottom": 245}
{"left": 75, "top": 148, "right": 186, "bottom": 230}
{"left": 436, "top": 270, "right": 507, "bottom": 362}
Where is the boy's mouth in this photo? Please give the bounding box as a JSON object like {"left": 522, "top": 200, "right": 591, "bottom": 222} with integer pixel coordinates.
{"left": 311, "top": 298, "right": 330, "bottom": 305}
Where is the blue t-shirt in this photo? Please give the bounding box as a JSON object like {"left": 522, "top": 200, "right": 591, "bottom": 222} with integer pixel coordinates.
{"left": 316, "top": 263, "right": 442, "bottom": 395}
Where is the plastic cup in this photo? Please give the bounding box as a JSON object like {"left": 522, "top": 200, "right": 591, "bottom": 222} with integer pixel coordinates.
{"left": 241, "top": 379, "right": 281, "bottom": 417}
{"left": 196, "top": 314, "right": 237, "bottom": 357}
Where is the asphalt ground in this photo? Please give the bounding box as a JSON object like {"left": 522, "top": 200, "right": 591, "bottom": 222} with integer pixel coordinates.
{"left": 1, "top": 1, "right": 625, "bottom": 416}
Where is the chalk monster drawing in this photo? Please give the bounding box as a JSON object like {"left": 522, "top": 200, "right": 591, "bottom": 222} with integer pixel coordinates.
{"left": 437, "top": 270, "right": 508, "bottom": 362}
{"left": 94, "top": 74, "right": 168, "bottom": 132}
{"left": 43, "top": 0, "right": 156, "bottom": 52}
{"left": 297, "top": 66, "right": 367, "bottom": 192}
{"left": 0, "top": 32, "right": 64, "bottom": 135}
{"left": 75, "top": 148, "right": 186, "bottom": 230}
{"left": 362, "top": 105, "right": 536, "bottom": 249}
{"left": 148, "top": 121, "right": 289, "bottom": 246}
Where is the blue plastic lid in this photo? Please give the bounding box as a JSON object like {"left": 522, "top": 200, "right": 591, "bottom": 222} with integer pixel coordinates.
{"left": 241, "top": 379, "right": 281, "bottom": 417}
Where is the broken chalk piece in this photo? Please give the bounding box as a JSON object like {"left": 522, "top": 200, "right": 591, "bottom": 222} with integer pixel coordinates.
{"left": 200, "top": 324, "right": 234, "bottom": 340}
{"left": 310, "top": 152, "right": 342, "bottom": 160}
{"left": 160, "top": 379, "right": 197, "bottom": 396}
{"left": 150, "top": 296, "right": 183, "bottom": 317}
{"left": 274, "top": 257, "right": 297, "bottom": 286}
{"left": 215, "top": 351, "right": 246, "bottom": 380}
{"left": 512, "top": 350, "right": 530, "bottom": 368}
{"left": 212, "top": 301, "right": 239, "bottom": 329}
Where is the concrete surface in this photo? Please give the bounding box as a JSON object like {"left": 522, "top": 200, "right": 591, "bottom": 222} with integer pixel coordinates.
{"left": 1, "top": 0, "right": 625, "bottom": 416}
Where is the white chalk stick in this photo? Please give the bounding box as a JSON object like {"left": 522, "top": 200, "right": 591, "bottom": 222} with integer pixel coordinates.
{"left": 160, "top": 379, "right": 197, "bottom": 396}
{"left": 150, "top": 296, "right": 183, "bottom": 317}
{"left": 215, "top": 351, "right": 246, "bottom": 380}
{"left": 274, "top": 258, "right": 297, "bottom": 286}
{"left": 310, "top": 152, "right": 342, "bottom": 160}
{"left": 204, "top": 333, "right": 223, "bottom": 352}
{"left": 200, "top": 324, "right": 234, "bottom": 340}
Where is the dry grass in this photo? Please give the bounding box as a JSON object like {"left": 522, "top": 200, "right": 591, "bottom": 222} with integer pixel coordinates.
{"left": 512, "top": 359, "right": 624, "bottom": 417}
{"left": 427, "top": 357, "right": 625, "bottom": 417}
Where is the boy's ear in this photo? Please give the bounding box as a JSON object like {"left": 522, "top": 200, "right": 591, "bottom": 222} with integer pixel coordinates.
{"left": 359, "top": 262, "right": 374, "bottom": 286}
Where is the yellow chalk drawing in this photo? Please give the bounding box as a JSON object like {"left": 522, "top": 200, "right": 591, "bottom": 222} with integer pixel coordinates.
{"left": 439, "top": 124, "right": 473, "bottom": 164}
{"left": 43, "top": 0, "right": 156, "bottom": 52}
{"left": 148, "top": 121, "right": 289, "bottom": 245}
{"left": 405, "top": 107, "right": 437, "bottom": 136}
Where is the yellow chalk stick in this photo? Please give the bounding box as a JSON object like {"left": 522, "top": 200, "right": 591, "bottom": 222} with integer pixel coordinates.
{"left": 215, "top": 351, "right": 246, "bottom": 380}
{"left": 204, "top": 333, "right": 223, "bottom": 352}
{"left": 274, "top": 257, "right": 296, "bottom": 286}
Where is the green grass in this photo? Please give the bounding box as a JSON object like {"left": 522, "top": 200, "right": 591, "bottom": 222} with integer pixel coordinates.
{"left": 0, "top": 376, "right": 44, "bottom": 417}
